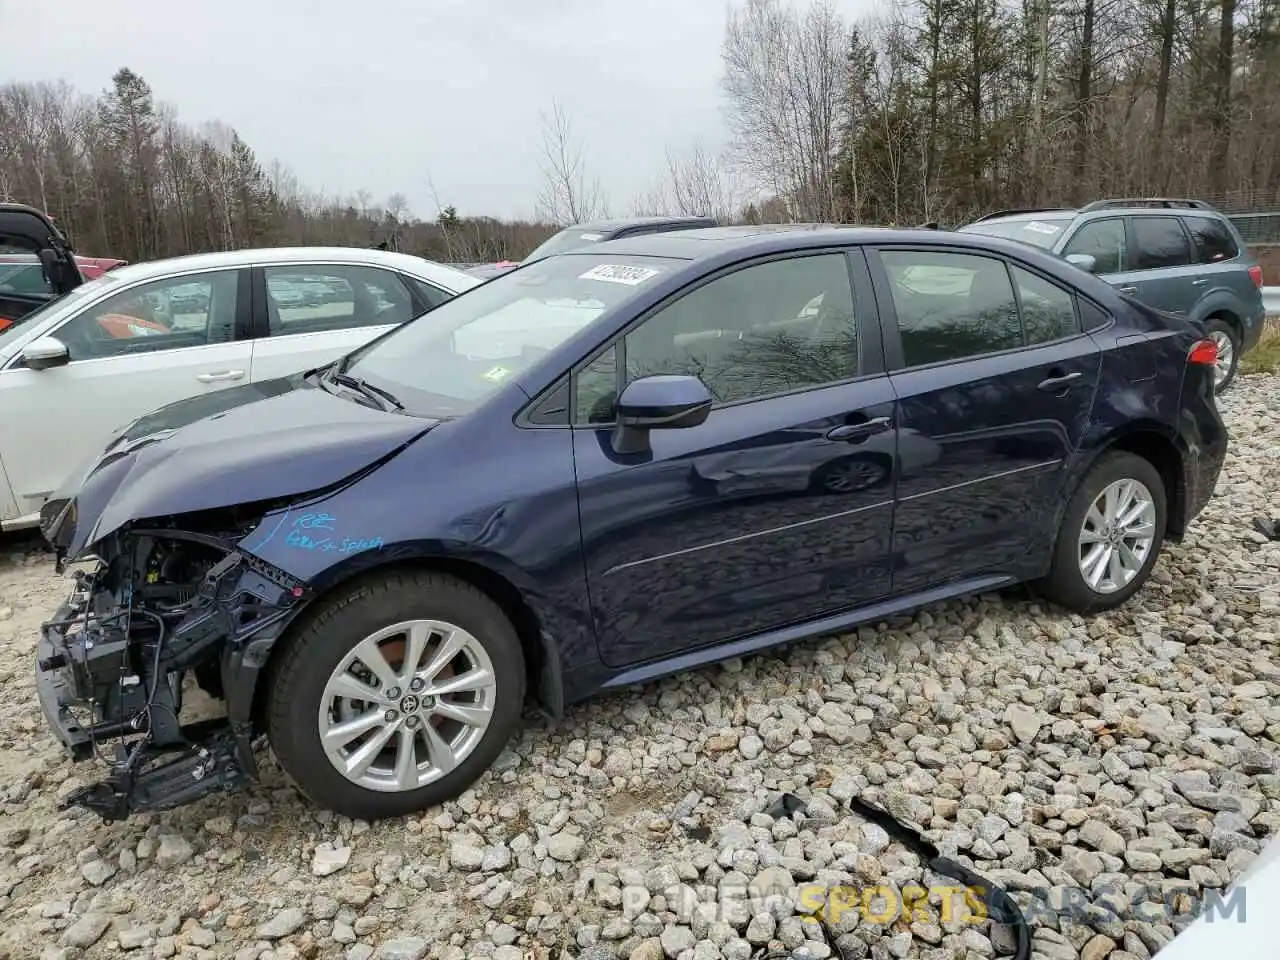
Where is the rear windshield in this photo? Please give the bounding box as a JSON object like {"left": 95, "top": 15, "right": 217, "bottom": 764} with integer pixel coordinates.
{"left": 958, "top": 216, "right": 1074, "bottom": 249}
{"left": 524, "top": 227, "right": 612, "bottom": 262}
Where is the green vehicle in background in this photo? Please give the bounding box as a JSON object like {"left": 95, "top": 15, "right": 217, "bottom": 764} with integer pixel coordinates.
{"left": 959, "top": 197, "right": 1266, "bottom": 393}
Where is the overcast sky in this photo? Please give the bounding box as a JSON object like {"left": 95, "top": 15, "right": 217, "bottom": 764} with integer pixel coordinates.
{"left": 5, "top": 0, "right": 873, "bottom": 222}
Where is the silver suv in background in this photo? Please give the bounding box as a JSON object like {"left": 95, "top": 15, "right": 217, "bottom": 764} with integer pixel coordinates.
{"left": 959, "top": 198, "right": 1266, "bottom": 393}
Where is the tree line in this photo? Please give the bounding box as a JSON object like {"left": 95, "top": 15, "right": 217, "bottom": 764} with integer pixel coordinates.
{"left": 0, "top": 69, "right": 557, "bottom": 264}
{"left": 720, "top": 0, "right": 1280, "bottom": 226}
{"left": 3, "top": 0, "right": 1279, "bottom": 268}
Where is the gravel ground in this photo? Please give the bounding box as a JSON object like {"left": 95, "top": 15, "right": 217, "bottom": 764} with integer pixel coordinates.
{"left": 0, "top": 373, "right": 1277, "bottom": 960}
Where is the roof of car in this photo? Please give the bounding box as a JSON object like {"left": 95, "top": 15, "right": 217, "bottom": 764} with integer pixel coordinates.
{"left": 970, "top": 199, "right": 1225, "bottom": 226}
{"left": 74, "top": 247, "right": 480, "bottom": 292}
{"left": 577, "top": 223, "right": 1027, "bottom": 260}
{"left": 567, "top": 216, "right": 717, "bottom": 233}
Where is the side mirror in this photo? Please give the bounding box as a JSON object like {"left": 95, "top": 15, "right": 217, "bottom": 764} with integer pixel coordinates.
{"left": 22, "top": 336, "right": 70, "bottom": 371}
{"left": 612, "top": 374, "right": 713, "bottom": 455}
{"left": 1065, "top": 253, "right": 1097, "bottom": 274}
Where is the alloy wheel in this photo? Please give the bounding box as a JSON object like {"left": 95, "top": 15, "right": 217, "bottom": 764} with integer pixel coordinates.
{"left": 318, "top": 619, "right": 497, "bottom": 792}
{"left": 1076, "top": 478, "right": 1157, "bottom": 594}
{"left": 821, "top": 460, "right": 887, "bottom": 493}
{"left": 1209, "top": 330, "right": 1234, "bottom": 389}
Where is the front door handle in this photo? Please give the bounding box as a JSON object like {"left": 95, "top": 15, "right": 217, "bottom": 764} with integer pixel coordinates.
{"left": 196, "top": 369, "right": 245, "bottom": 383}
{"left": 1190, "top": 278, "right": 1209, "bottom": 286}
{"left": 1117, "top": 285, "right": 1139, "bottom": 295}
{"left": 1037, "top": 371, "right": 1083, "bottom": 392}
{"left": 827, "top": 416, "right": 892, "bottom": 443}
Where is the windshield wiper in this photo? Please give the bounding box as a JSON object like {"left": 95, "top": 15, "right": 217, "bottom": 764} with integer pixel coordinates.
{"left": 324, "top": 369, "right": 404, "bottom": 411}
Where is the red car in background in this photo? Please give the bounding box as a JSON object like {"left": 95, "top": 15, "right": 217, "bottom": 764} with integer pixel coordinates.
{"left": 75, "top": 255, "right": 128, "bottom": 280}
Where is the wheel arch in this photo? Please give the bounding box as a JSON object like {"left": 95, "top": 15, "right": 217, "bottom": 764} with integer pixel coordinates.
{"left": 1072, "top": 424, "right": 1188, "bottom": 540}
{"left": 249, "top": 551, "right": 565, "bottom": 732}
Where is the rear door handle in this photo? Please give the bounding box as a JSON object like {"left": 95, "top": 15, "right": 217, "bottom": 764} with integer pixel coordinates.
{"left": 1191, "top": 278, "right": 1209, "bottom": 286}
{"left": 1117, "top": 285, "right": 1139, "bottom": 295}
{"left": 1037, "top": 371, "right": 1083, "bottom": 392}
{"left": 827, "top": 416, "right": 892, "bottom": 442}
{"left": 196, "top": 369, "right": 245, "bottom": 383}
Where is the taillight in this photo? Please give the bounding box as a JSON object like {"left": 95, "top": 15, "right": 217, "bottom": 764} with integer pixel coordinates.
{"left": 1248, "top": 264, "right": 1263, "bottom": 288}
{"left": 1187, "top": 339, "right": 1219, "bottom": 366}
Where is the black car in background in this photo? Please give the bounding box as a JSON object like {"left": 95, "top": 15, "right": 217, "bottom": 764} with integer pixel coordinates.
{"left": 467, "top": 215, "right": 718, "bottom": 280}
{"left": 0, "top": 203, "right": 85, "bottom": 328}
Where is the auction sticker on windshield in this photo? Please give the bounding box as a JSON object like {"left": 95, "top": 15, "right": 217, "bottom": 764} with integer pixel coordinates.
{"left": 579, "top": 264, "right": 661, "bottom": 285}
{"left": 1025, "top": 221, "right": 1062, "bottom": 235}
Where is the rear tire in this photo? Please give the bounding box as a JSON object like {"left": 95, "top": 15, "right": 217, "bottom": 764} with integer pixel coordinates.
{"left": 1037, "top": 452, "right": 1167, "bottom": 613}
{"left": 266, "top": 571, "right": 525, "bottom": 820}
{"left": 1206, "top": 317, "right": 1240, "bottom": 395}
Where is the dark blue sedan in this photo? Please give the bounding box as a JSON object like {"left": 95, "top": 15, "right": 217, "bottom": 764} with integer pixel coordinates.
{"left": 36, "top": 225, "right": 1228, "bottom": 822}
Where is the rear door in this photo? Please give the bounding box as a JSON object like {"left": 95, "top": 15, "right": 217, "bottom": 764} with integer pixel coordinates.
{"left": 1120, "top": 215, "right": 1202, "bottom": 315}
{"left": 0, "top": 267, "right": 252, "bottom": 518}
{"left": 867, "top": 245, "right": 1102, "bottom": 594}
{"left": 247, "top": 263, "right": 434, "bottom": 381}
{"left": 570, "top": 249, "right": 898, "bottom": 668}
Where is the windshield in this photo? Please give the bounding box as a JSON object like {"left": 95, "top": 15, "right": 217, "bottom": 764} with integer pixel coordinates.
{"left": 344, "top": 253, "right": 683, "bottom": 416}
{"left": 0, "top": 270, "right": 125, "bottom": 353}
{"left": 959, "top": 216, "right": 1074, "bottom": 249}
{"left": 524, "top": 226, "right": 613, "bottom": 262}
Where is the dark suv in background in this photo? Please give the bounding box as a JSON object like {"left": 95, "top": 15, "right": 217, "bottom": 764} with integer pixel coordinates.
{"left": 959, "top": 198, "right": 1266, "bottom": 393}
{"left": 467, "top": 215, "right": 718, "bottom": 280}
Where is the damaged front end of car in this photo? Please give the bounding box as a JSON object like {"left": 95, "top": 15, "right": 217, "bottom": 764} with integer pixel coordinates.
{"left": 31, "top": 373, "right": 444, "bottom": 822}
{"left": 37, "top": 500, "right": 311, "bottom": 822}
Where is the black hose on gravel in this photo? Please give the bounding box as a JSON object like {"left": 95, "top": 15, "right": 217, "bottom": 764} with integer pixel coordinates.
{"left": 759, "top": 792, "right": 1032, "bottom": 960}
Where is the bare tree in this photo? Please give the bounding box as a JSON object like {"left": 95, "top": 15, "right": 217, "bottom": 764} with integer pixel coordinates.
{"left": 534, "top": 99, "right": 606, "bottom": 225}
{"left": 722, "top": 0, "right": 848, "bottom": 220}
{"left": 633, "top": 141, "right": 744, "bottom": 221}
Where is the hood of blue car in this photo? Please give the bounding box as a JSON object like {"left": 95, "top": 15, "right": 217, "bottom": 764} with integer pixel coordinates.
{"left": 41, "top": 374, "right": 438, "bottom": 560}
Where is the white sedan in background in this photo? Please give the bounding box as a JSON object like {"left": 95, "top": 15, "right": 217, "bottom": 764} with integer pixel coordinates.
{"left": 0, "top": 247, "right": 480, "bottom": 531}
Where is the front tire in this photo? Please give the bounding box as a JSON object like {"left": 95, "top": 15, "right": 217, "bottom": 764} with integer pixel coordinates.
{"left": 1205, "top": 317, "right": 1240, "bottom": 395}
{"left": 266, "top": 571, "right": 525, "bottom": 820}
{"left": 1037, "top": 452, "right": 1167, "bottom": 613}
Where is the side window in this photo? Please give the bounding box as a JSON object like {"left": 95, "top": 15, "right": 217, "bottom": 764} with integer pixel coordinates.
{"left": 406, "top": 276, "right": 452, "bottom": 310}
{"left": 55, "top": 270, "right": 239, "bottom": 361}
{"left": 0, "top": 260, "right": 54, "bottom": 297}
{"left": 1061, "top": 219, "right": 1127, "bottom": 274}
{"left": 621, "top": 253, "right": 859, "bottom": 405}
{"left": 574, "top": 345, "right": 619, "bottom": 424}
{"left": 264, "top": 265, "right": 416, "bottom": 336}
{"left": 1011, "top": 266, "right": 1079, "bottom": 344}
{"left": 1182, "top": 216, "right": 1239, "bottom": 264}
{"left": 879, "top": 251, "right": 1020, "bottom": 366}
{"left": 1130, "top": 216, "right": 1192, "bottom": 270}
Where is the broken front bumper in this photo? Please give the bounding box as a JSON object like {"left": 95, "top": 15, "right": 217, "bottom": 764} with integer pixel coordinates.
{"left": 36, "top": 599, "right": 98, "bottom": 761}
{"left": 34, "top": 570, "right": 271, "bottom": 823}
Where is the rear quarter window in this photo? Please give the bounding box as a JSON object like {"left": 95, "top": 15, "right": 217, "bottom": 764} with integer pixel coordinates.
{"left": 1182, "top": 215, "right": 1240, "bottom": 264}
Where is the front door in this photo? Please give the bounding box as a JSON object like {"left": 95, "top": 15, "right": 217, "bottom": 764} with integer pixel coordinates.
{"left": 570, "top": 250, "right": 897, "bottom": 668}
{"left": 0, "top": 267, "right": 251, "bottom": 517}
{"left": 869, "top": 246, "right": 1102, "bottom": 594}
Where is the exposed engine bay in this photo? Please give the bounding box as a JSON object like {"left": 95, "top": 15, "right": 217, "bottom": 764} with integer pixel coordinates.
{"left": 36, "top": 503, "right": 308, "bottom": 822}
